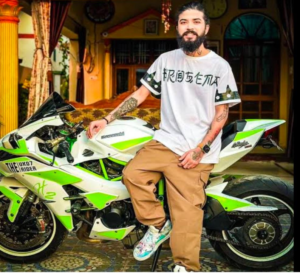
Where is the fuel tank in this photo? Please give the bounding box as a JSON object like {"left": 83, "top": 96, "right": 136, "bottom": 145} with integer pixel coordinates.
{"left": 76, "top": 116, "right": 156, "bottom": 163}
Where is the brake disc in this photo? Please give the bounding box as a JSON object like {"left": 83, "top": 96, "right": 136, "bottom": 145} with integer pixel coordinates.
{"left": 0, "top": 201, "right": 52, "bottom": 250}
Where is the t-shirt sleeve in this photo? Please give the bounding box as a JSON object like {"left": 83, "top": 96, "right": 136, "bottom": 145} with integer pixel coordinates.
{"left": 215, "top": 63, "right": 241, "bottom": 107}
{"left": 140, "top": 56, "right": 162, "bottom": 99}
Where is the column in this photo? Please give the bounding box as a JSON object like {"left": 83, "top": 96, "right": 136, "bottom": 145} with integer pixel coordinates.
{"left": 104, "top": 39, "right": 111, "bottom": 99}
{"left": 0, "top": 0, "right": 22, "bottom": 137}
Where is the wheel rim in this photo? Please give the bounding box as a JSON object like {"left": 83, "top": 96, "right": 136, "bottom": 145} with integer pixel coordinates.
{"left": 0, "top": 200, "right": 57, "bottom": 257}
{"left": 222, "top": 194, "right": 294, "bottom": 262}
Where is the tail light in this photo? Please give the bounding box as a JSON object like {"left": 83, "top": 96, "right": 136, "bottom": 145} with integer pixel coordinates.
{"left": 263, "top": 127, "right": 276, "bottom": 138}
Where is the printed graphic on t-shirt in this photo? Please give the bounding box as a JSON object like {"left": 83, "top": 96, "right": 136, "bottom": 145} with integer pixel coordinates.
{"left": 142, "top": 72, "right": 161, "bottom": 98}
{"left": 215, "top": 85, "right": 240, "bottom": 103}
{"left": 163, "top": 68, "right": 220, "bottom": 86}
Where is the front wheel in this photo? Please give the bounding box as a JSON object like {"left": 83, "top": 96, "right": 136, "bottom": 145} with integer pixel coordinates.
{"left": 206, "top": 175, "right": 294, "bottom": 270}
{"left": 0, "top": 196, "right": 67, "bottom": 263}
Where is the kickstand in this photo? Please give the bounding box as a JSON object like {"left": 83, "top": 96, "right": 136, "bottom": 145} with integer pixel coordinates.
{"left": 151, "top": 244, "right": 163, "bottom": 272}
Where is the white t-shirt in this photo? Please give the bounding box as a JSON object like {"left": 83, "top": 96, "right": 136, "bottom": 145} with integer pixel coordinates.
{"left": 140, "top": 49, "right": 241, "bottom": 163}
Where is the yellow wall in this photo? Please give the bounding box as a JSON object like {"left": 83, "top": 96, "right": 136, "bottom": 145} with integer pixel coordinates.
{"left": 70, "top": 0, "right": 292, "bottom": 149}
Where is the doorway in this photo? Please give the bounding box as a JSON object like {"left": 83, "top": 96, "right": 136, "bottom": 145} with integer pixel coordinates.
{"left": 224, "top": 13, "right": 281, "bottom": 124}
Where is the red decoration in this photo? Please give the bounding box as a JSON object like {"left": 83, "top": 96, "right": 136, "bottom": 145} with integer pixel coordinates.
{"left": 161, "top": 0, "right": 171, "bottom": 33}
{"left": 0, "top": 0, "right": 18, "bottom": 6}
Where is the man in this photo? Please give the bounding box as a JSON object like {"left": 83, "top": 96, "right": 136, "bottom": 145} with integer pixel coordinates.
{"left": 87, "top": 2, "right": 241, "bottom": 271}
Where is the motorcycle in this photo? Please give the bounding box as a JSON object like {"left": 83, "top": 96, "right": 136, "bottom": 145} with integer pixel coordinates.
{"left": 0, "top": 92, "right": 293, "bottom": 270}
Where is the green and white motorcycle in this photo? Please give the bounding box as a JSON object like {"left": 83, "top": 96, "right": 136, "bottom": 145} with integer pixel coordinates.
{"left": 0, "top": 92, "right": 293, "bottom": 270}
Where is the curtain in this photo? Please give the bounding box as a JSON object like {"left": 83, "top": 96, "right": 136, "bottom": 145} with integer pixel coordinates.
{"left": 76, "top": 27, "right": 86, "bottom": 103}
{"left": 49, "top": 0, "right": 71, "bottom": 94}
{"left": 27, "top": 0, "right": 51, "bottom": 118}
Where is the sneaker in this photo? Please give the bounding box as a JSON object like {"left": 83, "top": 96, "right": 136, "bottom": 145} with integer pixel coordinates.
{"left": 133, "top": 220, "right": 172, "bottom": 261}
{"left": 173, "top": 265, "right": 190, "bottom": 272}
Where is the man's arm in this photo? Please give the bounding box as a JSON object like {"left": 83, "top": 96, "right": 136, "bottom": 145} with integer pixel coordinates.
{"left": 87, "top": 85, "right": 151, "bottom": 138}
{"left": 198, "top": 103, "right": 229, "bottom": 149}
{"left": 178, "top": 104, "right": 229, "bottom": 169}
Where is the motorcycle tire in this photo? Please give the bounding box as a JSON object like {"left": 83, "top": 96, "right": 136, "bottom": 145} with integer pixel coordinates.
{"left": 206, "top": 175, "right": 294, "bottom": 270}
{"left": 0, "top": 199, "right": 67, "bottom": 263}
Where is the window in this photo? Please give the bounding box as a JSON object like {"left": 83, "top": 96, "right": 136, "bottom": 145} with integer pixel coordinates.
{"left": 112, "top": 39, "right": 177, "bottom": 65}
{"left": 224, "top": 14, "right": 280, "bottom": 127}
{"left": 112, "top": 39, "right": 177, "bottom": 95}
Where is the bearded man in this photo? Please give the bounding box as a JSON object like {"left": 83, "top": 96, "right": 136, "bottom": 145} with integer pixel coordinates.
{"left": 87, "top": 2, "right": 241, "bottom": 271}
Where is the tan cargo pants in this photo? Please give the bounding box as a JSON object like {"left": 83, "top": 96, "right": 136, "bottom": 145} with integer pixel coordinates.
{"left": 122, "top": 140, "right": 214, "bottom": 271}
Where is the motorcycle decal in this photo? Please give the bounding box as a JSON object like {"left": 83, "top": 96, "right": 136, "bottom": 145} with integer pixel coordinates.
{"left": 26, "top": 170, "right": 82, "bottom": 185}
{"left": 39, "top": 155, "right": 59, "bottom": 166}
{"left": 0, "top": 185, "right": 25, "bottom": 222}
{"left": 34, "top": 180, "right": 56, "bottom": 200}
{"left": 81, "top": 192, "right": 118, "bottom": 210}
{"left": 90, "top": 219, "right": 136, "bottom": 241}
{"left": 5, "top": 162, "right": 37, "bottom": 173}
{"left": 0, "top": 139, "right": 28, "bottom": 154}
{"left": 231, "top": 140, "right": 250, "bottom": 149}
{"left": 234, "top": 129, "right": 264, "bottom": 141}
{"left": 111, "top": 136, "right": 153, "bottom": 150}
{"left": 101, "top": 132, "right": 125, "bottom": 139}
{"left": 206, "top": 192, "right": 253, "bottom": 211}
{"left": 244, "top": 119, "right": 285, "bottom": 132}
{"left": 45, "top": 192, "right": 56, "bottom": 199}
{"left": 55, "top": 215, "right": 73, "bottom": 230}
{"left": 246, "top": 119, "right": 283, "bottom": 122}
{"left": 1, "top": 158, "right": 39, "bottom": 173}
{"left": 96, "top": 229, "right": 127, "bottom": 240}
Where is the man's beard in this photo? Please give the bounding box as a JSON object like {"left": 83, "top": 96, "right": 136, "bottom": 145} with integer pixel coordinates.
{"left": 177, "top": 30, "right": 206, "bottom": 53}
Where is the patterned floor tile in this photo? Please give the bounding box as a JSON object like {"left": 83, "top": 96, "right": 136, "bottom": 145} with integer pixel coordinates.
{"left": 0, "top": 234, "right": 293, "bottom": 272}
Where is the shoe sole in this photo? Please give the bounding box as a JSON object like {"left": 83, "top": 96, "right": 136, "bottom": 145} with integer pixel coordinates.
{"left": 133, "top": 231, "right": 171, "bottom": 261}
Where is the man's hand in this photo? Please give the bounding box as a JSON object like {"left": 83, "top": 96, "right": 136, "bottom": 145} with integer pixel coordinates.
{"left": 178, "top": 147, "right": 204, "bottom": 169}
{"left": 86, "top": 119, "right": 107, "bottom": 139}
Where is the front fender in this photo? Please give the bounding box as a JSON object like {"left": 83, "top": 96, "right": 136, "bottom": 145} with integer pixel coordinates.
{"left": 0, "top": 177, "right": 28, "bottom": 222}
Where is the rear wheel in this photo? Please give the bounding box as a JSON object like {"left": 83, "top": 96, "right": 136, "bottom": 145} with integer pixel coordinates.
{"left": 0, "top": 196, "right": 67, "bottom": 263}
{"left": 206, "top": 175, "right": 294, "bottom": 270}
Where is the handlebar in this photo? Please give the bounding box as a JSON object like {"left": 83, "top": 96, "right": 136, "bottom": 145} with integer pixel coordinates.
{"left": 59, "top": 141, "right": 74, "bottom": 163}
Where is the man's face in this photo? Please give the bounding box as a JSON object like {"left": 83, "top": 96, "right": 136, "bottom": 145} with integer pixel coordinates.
{"left": 176, "top": 9, "right": 209, "bottom": 53}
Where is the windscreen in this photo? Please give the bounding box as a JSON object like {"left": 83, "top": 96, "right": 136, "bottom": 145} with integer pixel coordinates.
{"left": 20, "top": 92, "right": 75, "bottom": 128}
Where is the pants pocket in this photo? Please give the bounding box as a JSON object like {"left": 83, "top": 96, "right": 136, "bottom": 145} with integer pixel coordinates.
{"left": 199, "top": 171, "right": 210, "bottom": 186}
{"left": 193, "top": 170, "right": 211, "bottom": 208}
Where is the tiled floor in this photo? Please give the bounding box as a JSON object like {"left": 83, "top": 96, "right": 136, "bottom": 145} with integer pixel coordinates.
{"left": 0, "top": 159, "right": 294, "bottom": 272}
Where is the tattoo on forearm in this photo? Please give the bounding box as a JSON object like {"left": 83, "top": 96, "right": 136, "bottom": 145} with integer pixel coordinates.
{"left": 214, "top": 128, "right": 221, "bottom": 139}
{"left": 192, "top": 150, "right": 201, "bottom": 161}
{"left": 216, "top": 105, "right": 229, "bottom": 122}
{"left": 108, "top": 97, "right": 138, "bottom": 122}
{"left": 205, "top": 129, "right": 220, "bottom": 147}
